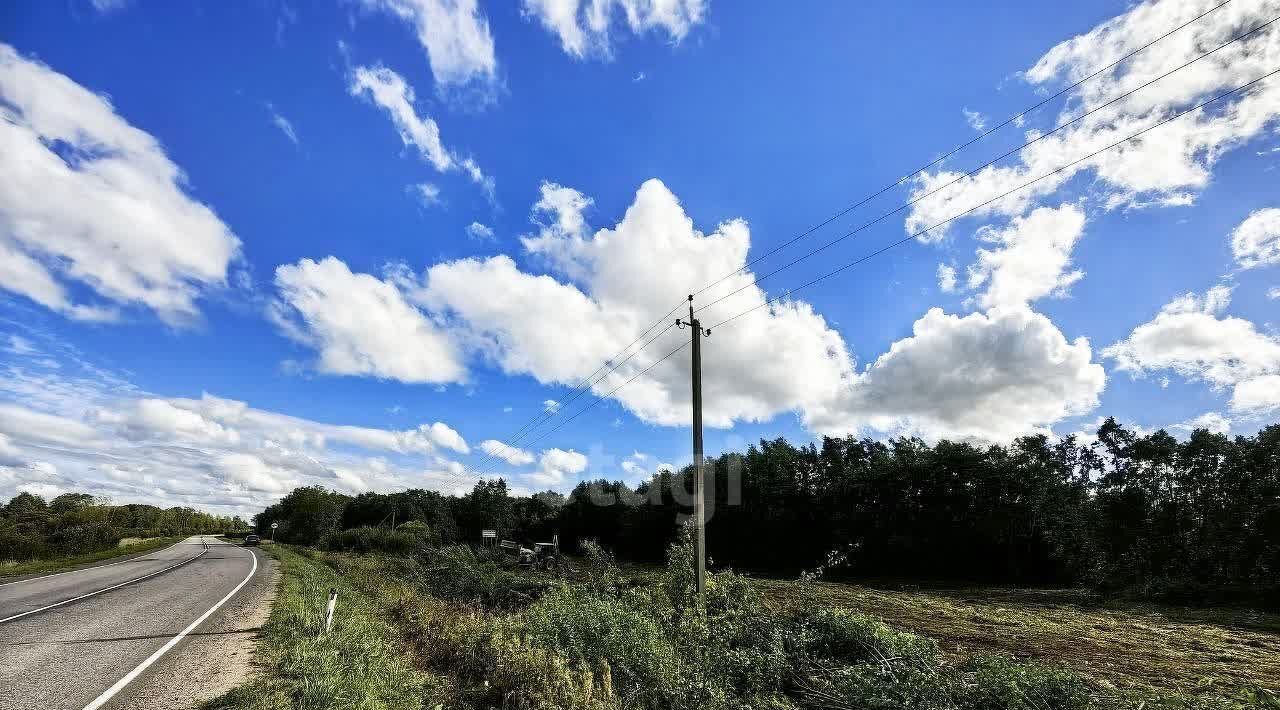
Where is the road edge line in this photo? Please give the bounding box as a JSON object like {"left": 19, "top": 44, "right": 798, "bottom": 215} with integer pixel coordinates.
{"left": 0, "top": 547, "right": 210, "bottom": 624}
{"left": 82, "top": 542, "right": 260, "bottom": 710}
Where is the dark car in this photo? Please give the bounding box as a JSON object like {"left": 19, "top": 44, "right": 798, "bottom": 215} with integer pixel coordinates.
{"left": 244, "top": 534, "right": 261, "bottom": 546}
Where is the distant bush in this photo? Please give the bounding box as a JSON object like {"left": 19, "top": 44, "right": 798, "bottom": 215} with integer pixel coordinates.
{"left": 48, "top": 522, "right": 119, "bottom": 555}
{"left": 0, "top": 529, "right": 46, "bottom": 561}
{"left": 413, "top": 544, "right": 549, "bottom": 608}
{"left": 1, "top": 492, "right": 240, "bottom": 564}
{"left": 318, "top": 526, "right": 420, "bottom": 554}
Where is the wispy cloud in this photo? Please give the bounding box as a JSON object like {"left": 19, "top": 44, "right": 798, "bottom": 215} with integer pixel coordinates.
{"left": 466, "top": 222, "right": 495, "bottom": 241}
{"left": 266, "top": 102, "right": 299, "bottom": 145}
{"left": 410, "top": 182, "right": 443, "bottom": 208}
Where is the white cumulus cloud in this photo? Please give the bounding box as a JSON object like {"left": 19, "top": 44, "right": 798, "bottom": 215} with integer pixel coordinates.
{"left": 480, "top": 439, "right": 535, "bottom": 465}
{"left": 1230, "top": 207, "right": 1280, "bottom": 269}
{"left": 906, "top": 0, "right": 1280, "bottom": 237}
{"left": 964, "top": 204, "right": 1086, "bottom": 309}
{"left": 1230, "top": 374, "right": 1280, "bottom": 416}
{"left": 420, "top": 179, "right": 856, "bottom": 428}
{"left": 1172, "top": 411, "right": 1232, "bottom": 435}
{"left": 270, "top": 256, "right": 466, "bottom": 384}
{"left": 265, "top": 178, "right": 1106, "bottom": 442}
{"left": 1105, "top": 285, "right": 1280, "bottom": 417}
{"left": 527, "top": 447, "right": 587, "bottom": 486}
{"left": 804, "top": 307, "right": 1106, "bottom": 442}
{"left": 0, "top": 43, "right": 241, "bottom": 324}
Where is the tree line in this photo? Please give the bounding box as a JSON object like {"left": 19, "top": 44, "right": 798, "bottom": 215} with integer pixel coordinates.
{"left": 253, "top": 417, "right": 1273, "bottom": 604}
{"left": 0, "top": 492, "right": 246, "bottom": 561}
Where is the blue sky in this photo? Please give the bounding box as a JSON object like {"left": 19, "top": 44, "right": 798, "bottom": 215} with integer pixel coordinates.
{"left": 2, "top": 0, "right": 1279, "bottom": 516}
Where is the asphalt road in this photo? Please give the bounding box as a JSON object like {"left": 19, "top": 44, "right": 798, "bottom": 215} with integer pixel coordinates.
{"left": 0, "top": 536, "right": 264, "bottom": 710}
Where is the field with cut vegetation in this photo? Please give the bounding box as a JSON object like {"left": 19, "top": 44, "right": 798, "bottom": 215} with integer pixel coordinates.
{"left": 755, "top": 579, "right": 1280, "bottom": 705}
{"left": 209, "top": 534, "right": 1280, "bottom": 710}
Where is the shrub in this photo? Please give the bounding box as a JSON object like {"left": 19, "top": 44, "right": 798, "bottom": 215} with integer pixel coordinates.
{"left": 485, "top": 632, "right": 616, "bottom": 710}
{"left": 799, "top": 608, "right": 939, "bottom": 666}
{"left": 318, "top": 527, "right": 419, "bottom": 554}
{"left": 48, "top": 522, "right": 119, "bottom": 555}
{"left": 516, "top": 586, "right": 678, "bottom": 698}
{"left": 793, "top": 662, "right": 959, "bottom": 710}
{"left": 578, "top": 539, "right": 622, "bottom": 594}
{"left": 394, "top": 520, "right": 441, "bottom": 546}
{"left": 0, "top": 529, "right": 47, "bottom": 561}
{"left": 413, "top": 544, "right": 549, "bottom": 609}
{"left": 959, "top": 655, "right": 1094, "bottom": 710}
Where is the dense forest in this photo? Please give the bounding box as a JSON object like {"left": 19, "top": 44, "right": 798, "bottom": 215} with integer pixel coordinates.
{"left": 255, "top": 418, "right": 1280, "bottom": 606}
{"left": 0, "top": 492, "right": 245, "bottom": 561}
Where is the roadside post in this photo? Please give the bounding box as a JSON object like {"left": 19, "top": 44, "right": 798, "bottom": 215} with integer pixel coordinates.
{"left": 481, "top": 529, "right": 497, "bottom": 547}
{"left": 324, "top": 587, "right": 337, "bottom": 634}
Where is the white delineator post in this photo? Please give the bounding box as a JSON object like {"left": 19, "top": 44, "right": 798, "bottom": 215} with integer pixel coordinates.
{"left": 324, "top": 587, "right": 337, "bottom": 634}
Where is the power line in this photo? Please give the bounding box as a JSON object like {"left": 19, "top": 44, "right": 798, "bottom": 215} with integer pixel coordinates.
{"left": 694, "top": 13, "right": 1278, "bottom": 317}
{"left": 464, "top": 0, "right": 1243, "bottom": 476}
{"left": 463, "top": 298, "right": 687, "bottom": 475}
{"left": 705, "top": 67, "right": 1280, "bottom": 333}
{"left": 471, "top": 337, "right": 692, "bottom": 480}
{"left": 474, "top": 316, "right": 682, "bottom": 467}
{"left": 687, "top": 0, "right": 1235, "bottom": 303}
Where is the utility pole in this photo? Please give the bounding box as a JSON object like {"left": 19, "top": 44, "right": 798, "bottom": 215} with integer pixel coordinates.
{"left": 678, "top": 295, "right": 709, "bottom": 607}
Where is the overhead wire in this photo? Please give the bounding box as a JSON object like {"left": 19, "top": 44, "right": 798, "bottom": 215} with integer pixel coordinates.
{"left": 703, "top": 67, "right": 1280, "bottom": 334}
{"left": 471, "top": 338, "right": 694, "bottom": 479}
{"left": 475, "top": 301, "right": 684, "bottom": 460}
{"left": 473, "top": 315, "right": 683, "bottom": 469}
{"left": 687, "top": 0, "right": 1236, "bottom": 303}
{"left": 694, "top": 12, "right": 1279, "bottom": 317}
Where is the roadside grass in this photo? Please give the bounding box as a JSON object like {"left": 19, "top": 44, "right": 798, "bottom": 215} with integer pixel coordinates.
{"left": 206, "top": 542, "right": 1280, "bottom": 710}
{"left": 753, "top": 578, "right": 1280, "bottom": 705}
{"left": 203, "top": 544, "right": 446, "bottom": 710}
{"left": 0, "top": 536, "right": 182, "bottom": 581}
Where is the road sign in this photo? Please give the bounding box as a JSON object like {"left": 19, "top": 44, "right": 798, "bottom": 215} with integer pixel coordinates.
{"left": 271, "top": 522, "right": 279, "bottom": 529}
{"left": 481, "top": 529, "right": 496, "bottom": 538}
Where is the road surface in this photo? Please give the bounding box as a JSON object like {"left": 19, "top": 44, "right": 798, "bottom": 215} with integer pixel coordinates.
{"left": 0, "top": 536, "right": 270, "bottom": 710}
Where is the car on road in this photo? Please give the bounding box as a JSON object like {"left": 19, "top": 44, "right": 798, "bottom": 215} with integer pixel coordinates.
{"left": 243, "top": 534, "right": 261, "bottom": 546}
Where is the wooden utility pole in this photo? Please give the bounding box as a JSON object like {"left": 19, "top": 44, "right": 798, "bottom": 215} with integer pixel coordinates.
{"left": 678, "top": 295, "right": 708, "bottom": 607}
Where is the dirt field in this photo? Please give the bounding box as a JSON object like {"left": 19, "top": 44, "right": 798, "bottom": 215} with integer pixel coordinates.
{"left": 754, "top": 578, "right": 1280, "bottom": 702}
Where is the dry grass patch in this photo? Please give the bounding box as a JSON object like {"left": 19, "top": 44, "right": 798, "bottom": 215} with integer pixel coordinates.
{"left": 755, "top": 579, "right": 1280, "bottom": 703}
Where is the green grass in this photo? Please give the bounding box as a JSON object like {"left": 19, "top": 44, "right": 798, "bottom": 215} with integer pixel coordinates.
{"left": 0, "top": 536, "right": 182, "bottom": 581}
{"left": 203, "top": 545, "right": 445, "bottom": 710}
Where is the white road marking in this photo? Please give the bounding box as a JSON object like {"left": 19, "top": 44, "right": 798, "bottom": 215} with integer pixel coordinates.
{"left": 82, "top": 538, "right": 259, "bottom": 710}
{"left": 0, "top": 546, "right": 209, "bottom": 624}
{"left": 0, "top": 539, "right": 190, "bottom": 588}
